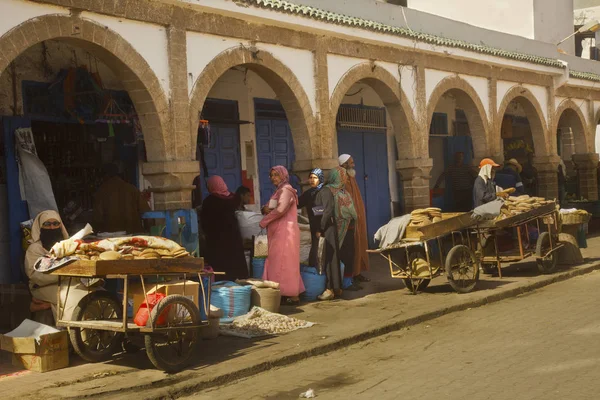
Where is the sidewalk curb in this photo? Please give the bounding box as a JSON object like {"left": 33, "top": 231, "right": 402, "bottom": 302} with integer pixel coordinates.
{"left": 147, "top": 262, "right": 600, "bottom": 399}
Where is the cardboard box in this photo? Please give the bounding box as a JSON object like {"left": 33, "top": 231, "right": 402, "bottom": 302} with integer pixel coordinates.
{"left": 130, "top": 280, "right": 200, "bottom": 315}
{"left": 12, "top": 351, "right": 69, "bottom": 373}
{"left": 1, "top": 319, "right": 69, "bottom": 373}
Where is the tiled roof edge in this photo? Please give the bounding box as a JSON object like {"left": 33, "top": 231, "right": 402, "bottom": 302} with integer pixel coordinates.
{"left": 242, "top": 0, "right": 565, "bottom": 68}
{"left": 570, "top": 70, "right": 600, "bottom": 82}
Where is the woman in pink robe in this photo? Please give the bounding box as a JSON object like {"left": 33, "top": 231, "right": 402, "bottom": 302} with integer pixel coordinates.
{"left": 259, "top": 165, "right": 305, "bottom": 304}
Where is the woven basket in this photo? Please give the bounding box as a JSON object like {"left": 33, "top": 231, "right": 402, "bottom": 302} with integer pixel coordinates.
{"left": 560, "top": 212, "right": 590, "bottom": 226}
{"left": 251, "top": 287, "right": 281, "bottom": 313}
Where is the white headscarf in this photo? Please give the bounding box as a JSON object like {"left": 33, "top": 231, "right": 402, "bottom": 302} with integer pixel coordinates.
{"left": 478, "top": 164, "right": 493, "bottom": 183}
{"left": 338, "top": 154, "right": 351, "bottom": 166}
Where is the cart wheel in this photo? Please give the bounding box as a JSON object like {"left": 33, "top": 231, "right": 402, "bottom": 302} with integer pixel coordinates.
{"left": 445, "top": 245, "right": 479, "bottom": 294}
{"left": 402, "top": 278, "right": 430, "bottom": 292}
{"left": 144, "top": 294, "right": 201, "bottom": 373}
{"left": 536, "top": 232, "right": 558, "bottom": 274}
{"left": 69, "top": 291, "right": 124, "bottom": 363}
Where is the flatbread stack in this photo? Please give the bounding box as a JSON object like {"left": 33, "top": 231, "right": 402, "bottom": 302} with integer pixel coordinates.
{"left": 409, "top": 208, "right": 442, "bottom": 226}
{"left": 497, "top": 195, "right": 555, "bottom": 220}
{"left": 62, "top": 236, "right": 191, "bottom": 261}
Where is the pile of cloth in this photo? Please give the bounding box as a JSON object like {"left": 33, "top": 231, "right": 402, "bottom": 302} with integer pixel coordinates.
{"left": 219, "top": 306, "right": 314, "bottom": 338}
{"left": 409, "top": 207, "right": 442, "bottom": 227}
{"left": 497, "top": 195, "right": 554, "bottom": 220}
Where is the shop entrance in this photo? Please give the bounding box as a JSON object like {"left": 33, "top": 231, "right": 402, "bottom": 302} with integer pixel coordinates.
{"left": 199, "top": 99, "right": 242, "bottom": 199}
{"left": 255, "top": 99, "right": 299, "bottom": 203}
{"left": 2, "top": 68, "right": 141, "bottom": 282}
{"left": 336, "top": 105, "right": 390, "bottom": 248}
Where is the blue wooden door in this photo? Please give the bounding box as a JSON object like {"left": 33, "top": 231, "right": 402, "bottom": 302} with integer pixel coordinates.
{"left": 2, "top": 117, "right": 31, "bottom": 283}
{"left": 256, "top": 119, "right": 298, "bottom": 203}
{"left": 201, "top": 124, "right": 242, "bottom": 199}
{"left": 338, "top": 130, "right": 390, "bottom": 248}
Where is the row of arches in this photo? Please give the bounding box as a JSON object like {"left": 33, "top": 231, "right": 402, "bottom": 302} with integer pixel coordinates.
{"left": 1, "top": 14, "right": 595, "bottom": 166}
{"left": 1, "top": 14, "right": 598, "bottom": 209}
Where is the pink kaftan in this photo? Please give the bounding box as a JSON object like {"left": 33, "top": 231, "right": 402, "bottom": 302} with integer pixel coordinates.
{"left": 259, "top": 184, "right": 305, "bottom": 297}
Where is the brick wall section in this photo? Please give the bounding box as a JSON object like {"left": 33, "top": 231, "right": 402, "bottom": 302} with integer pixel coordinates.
{"left": 535, "top": 156, "right": 561, "bottom": 201}
{"left": 573, "top": 153, "right": 599, "bottom": 201}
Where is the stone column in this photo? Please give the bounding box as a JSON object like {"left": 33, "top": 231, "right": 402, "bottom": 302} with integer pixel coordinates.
{"left": 573, "top": 153, "right": 599, "bottom": 201}
{"left": 397, "top": 158, "right": 433, "bottom": 212}
{"left": 534, "top": 155, "right": 560, "bottom": 201}
{"left": 141, "top": 19, "right": 199, "bottom": 211}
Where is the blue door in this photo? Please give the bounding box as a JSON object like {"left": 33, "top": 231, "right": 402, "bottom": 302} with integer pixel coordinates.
{"left": 338, "top": 129, "right": 390, "bottom": 248}
{"left": 256, "top": 118, "right": 298, "bottom": 203}
{"left": 255, "top": 99, "right": 301, "bottom": 204}
{"left": 201, "top": 123, "right": 242, "bottom": 199}
{"left": 2, "top": 117, "right": 32, "bottom": 283}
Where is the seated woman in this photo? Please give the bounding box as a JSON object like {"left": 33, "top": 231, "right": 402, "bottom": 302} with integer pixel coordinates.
{"left": 25, "top": 210, "right": 94, "bottom": 322}
{"left": 200, "top": 176, "right": 249, "bottom": 281}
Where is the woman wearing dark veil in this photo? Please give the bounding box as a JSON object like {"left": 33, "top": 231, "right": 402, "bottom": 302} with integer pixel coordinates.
{"left": 297, "top": 168, "right": 325, "bottom": 267}
{"left": 200, "top": 176, "right": 249, "bottom": 281}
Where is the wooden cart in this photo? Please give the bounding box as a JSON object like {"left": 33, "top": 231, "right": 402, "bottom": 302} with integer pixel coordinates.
{"left": 369, "top": 212, "right": 480, "bottom": 294}
{"left": 51, "top": 257, "right": 212, "bottom": 372}
{"left": 474, "top": 202, "right": 563, "bottom": 277}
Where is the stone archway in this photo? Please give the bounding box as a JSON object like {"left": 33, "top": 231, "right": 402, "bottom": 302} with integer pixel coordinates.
{"left": 556, "top": 100, "right": 597, "bottom": 201}
{"left": 188, "top": 46, "right": 315, "bottom": 165}
{"left": 0, "top": 14, "right": 170, "bottom": 162}
{"left": 329, "top": 63, "right": 425, "bottom": 211}
{"left": 497, "top": 86, "right": 555, "bottom": 199}
{"left": 329, "top": 62, "right": 418, "bottom": 160}
{"left": 426, "top": 76, "right": 490, "bottom": 160}
{"left": 496, "top": 86, "right": 549, "bottom": 157}
{"left": 554, "top": 99, "right": 590, "bottom": 155}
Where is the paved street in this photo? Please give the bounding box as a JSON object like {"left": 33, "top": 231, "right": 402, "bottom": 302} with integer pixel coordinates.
{"left": 187, "top": 271, "right": 600, "bottom": 400}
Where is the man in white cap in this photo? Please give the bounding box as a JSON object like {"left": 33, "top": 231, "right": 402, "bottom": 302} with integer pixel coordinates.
{"left": 338, "top": 154, "right": 370, "bottom": 287}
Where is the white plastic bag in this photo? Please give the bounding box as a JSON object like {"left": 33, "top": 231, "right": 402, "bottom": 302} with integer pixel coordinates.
{"left": 236, "top": 211, "right": 263, "bottom": 241}
{"left": 15, "top": 128, "right": 58, "bottom": 218}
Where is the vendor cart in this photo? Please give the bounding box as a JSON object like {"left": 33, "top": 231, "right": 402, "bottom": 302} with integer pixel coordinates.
{"left": 51, "top": 257, "right": 212, "bottom": 372}
{"left": 369, "top": 212, "right": 480, "bottom": 294}
{"left": 474, "top": 202, "right": 563, "bottom": 277}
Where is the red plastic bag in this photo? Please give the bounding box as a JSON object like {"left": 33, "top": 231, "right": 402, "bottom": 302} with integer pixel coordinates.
{"left": 134, "top": 293, "right": 167, "bottom": 327}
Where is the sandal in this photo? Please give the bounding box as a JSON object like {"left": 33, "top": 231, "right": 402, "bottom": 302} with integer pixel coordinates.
{"left": 317, "top": 289, "right": 334, "bottom": 301}
{"left": 281, "top": 297, "right": 300, "bottom": 306}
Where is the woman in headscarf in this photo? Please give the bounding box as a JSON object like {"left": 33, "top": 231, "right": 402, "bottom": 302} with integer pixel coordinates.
{"left": 25, "top": 210, "right": 92, "bottom": 322}
{"left": 315, "top": 167, "right": 357, "bottom": 300}
{"left": 200, "top": 176, "right": 249, "bottom": 281}
{"left": 260, "top": 166, "right": 305, "bottom": 305}
{"left": 297, "top": 168, "right": 325, "bottom": 267}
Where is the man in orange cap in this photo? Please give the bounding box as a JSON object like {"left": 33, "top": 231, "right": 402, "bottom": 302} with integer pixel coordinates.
{"left": 473, "top": 158, "right": 508, "bottom": 207}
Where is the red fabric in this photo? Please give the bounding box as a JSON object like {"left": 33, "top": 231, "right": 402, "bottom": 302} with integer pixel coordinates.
{"left": 134, "top": 293, "right": 168, "bottom": 327}
{"left": 207, "top": 176, "right": 233, "bottom": 199}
